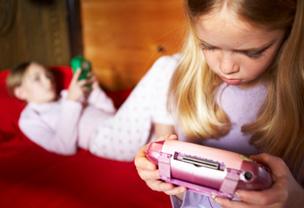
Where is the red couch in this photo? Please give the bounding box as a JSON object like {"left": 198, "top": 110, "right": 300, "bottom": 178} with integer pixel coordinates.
{"left": 0, "top": 67, "right": 171, "bottom": 208}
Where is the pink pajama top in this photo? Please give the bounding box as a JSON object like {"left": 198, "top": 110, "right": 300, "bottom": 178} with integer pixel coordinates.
{"left": 18, "top": 87, "right": 115, "bottom": 155}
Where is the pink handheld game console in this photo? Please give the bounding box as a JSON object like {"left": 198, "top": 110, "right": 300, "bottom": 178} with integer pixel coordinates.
{"left": 145, "top": 140, "right": 272, "bottom": 199}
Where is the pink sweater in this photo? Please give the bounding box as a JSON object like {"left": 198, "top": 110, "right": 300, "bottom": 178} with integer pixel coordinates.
{"left": 18, "top": 87, "right": 115, "bottom": 155}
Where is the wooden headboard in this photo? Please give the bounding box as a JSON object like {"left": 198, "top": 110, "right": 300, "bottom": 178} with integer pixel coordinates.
{"left": 81, "top": 0, "right": 186, "bottom": 90}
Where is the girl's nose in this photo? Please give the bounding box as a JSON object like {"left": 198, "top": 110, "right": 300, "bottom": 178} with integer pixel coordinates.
{"left": 219, "top": 53, "right": 240, "bottom": 75}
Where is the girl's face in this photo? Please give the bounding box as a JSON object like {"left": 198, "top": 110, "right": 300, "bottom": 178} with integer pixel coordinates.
{"left": 18, "top": 63, "right": 56, "bottom": 103}
{"left": 195, "top": 9, "right": 285, "bottom": 86}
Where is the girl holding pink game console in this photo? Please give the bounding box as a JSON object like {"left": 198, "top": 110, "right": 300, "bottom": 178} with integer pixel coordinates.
{"left": 134, "top": 0, "right": 304, "bottom": 207}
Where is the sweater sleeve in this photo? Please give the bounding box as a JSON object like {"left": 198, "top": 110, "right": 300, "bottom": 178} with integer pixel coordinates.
{"left": 87, "top": 86, "right": 116, "bottom": 113}
{"left": 88, "top": 55, "right": 179, "bottom": 161}
{"left": 19, "top": 100, "right": 83, "bottom": 155}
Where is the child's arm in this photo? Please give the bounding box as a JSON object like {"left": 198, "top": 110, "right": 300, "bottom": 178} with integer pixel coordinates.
{"left": 19, "top": 100, "right": 82, "bottom": 155}
{"left": 66, "top": 69, "right": 91, "bottom": 102}
{"left": 87, "top": 80, "right": 115, "bottom": 113}
{"left": 215, "top": 153, "right": 304, "bottom": 208}
{"left": 19, "top": 70, "right": 89, "bottom": 155}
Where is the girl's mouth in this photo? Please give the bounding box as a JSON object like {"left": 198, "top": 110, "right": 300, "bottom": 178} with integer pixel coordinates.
{"left": 221, "top": 77, "right": 241, "bottom": 85}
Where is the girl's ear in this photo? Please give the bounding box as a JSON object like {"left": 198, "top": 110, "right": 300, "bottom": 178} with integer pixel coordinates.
{"left": 14, "top": 86, "right": 27, "bottom": 100}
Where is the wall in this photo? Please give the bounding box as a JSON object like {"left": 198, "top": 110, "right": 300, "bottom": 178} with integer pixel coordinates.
{"left": 81, "top": 0, "right": 186, "bottom": 90}
{"left": 0, "top": 0, "right": 70, "bottom": 69}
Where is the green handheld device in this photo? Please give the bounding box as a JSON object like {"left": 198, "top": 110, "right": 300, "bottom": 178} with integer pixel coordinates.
{"left": 70, "top": 56, "right": 92, "bottom": 80}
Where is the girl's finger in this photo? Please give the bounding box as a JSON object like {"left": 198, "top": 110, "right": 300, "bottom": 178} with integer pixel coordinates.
{"left": 250, "top": 153, "right": 288, "bottom": 178}
{"left": 88, "top": 73, "right": 96, "bottom": 82}
{"left": 138, "top": 169, "right": 159, "bottom": 181}
{"left": 146, "top": 180, "right": 174, "bottom": 192}
{"left": 71, "top": 69, "right": 81, "bottom": 83}
{"left": 134, "top": 146, "right": 156, "bottom": 171}
{"left": 164, "top": 186, "right": 186, "bottom": 195}
{"left": 78, "top": 79, "right": 87, "bottom": 86}
{"left": 214, "top": 197, "right": 251, "bottom": 208}
{"left": 154, "top": 134, "right": 177, "bottom": 142}
{"left": 84, "top": 74, "right": 94, "bottom": 83}
{"left": 235, "top": 188, "right": 282, "bottom": 205}
{"left": 167, "top": 134, "right": 178, "bottom": 140}
{"left": 145, "top": 180, "right": 163, "bottom": 191}
{"left": 154, "top": 136, "right": 166, "bottom": 142}
{"left": 78, "top": 80, "right": 94, "bottom": 89}
{"left": 82, "top": 87, "right": 92, "bottom": 95}
{"left": 91, "top": 75, "right": 97, "bottom": 81}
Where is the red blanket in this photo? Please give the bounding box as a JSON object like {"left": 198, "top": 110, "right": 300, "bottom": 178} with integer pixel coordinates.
{"left": 0, "top": 67, "right": 170, "bottom": 208}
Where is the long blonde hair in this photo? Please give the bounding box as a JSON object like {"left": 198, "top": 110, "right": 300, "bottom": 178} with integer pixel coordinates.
{"left": 169, "top": 0, "right": 304, "bottom": 182}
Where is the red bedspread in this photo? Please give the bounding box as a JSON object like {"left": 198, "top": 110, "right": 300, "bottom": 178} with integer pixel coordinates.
{"left": 0, "top": 67, "right": 171, "bottom": 208}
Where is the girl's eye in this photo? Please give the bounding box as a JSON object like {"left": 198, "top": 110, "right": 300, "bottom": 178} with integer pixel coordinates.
{"left": 201, "top": 44, "right": 217, "bottom": 51}
{"left": 45, "top": 74, "right": 52, "bottom": 81}
{"left": 243, "top": 50, "right": 264, "bottom": 59}
{"left": 33, "top": 75, "right": 41, "bottom": 81}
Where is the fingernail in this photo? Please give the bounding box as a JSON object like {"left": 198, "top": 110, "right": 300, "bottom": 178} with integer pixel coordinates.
{"left": 234, "top": 191, "right": 241, "bottom": 201}
{"left": 235, "top": 191, "right": 241, "bottom": 197}
{"left": 214, "top": 197, "right": 225, "bottom": 205}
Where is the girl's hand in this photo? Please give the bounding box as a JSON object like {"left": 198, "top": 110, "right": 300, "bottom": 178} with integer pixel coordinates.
{"left": 134, "top": 134, "right": 186, "bottom": 196}
{"left": 67, "top": 69, "right": 92, "bottom": 102}
{"left": 91, "top": 76, "right": 100, "bottom": 91}
{"left": 215, "top": 153, "right": 304, "bottom": 208}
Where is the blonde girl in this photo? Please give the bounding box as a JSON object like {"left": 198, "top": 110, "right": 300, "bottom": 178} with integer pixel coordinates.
{"left": 135, "top": 0, "right": 304, "bottom": 207}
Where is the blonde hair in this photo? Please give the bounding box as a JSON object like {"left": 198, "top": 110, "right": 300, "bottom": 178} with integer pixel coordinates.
{"left": 6, "top": 62, "right": 54, "bottom": 96}
{"left": 169, "top": 0, "right": 304, "bottom": 182}
{"left": 6, "top": 62, "right": 32, "bottom": 95}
